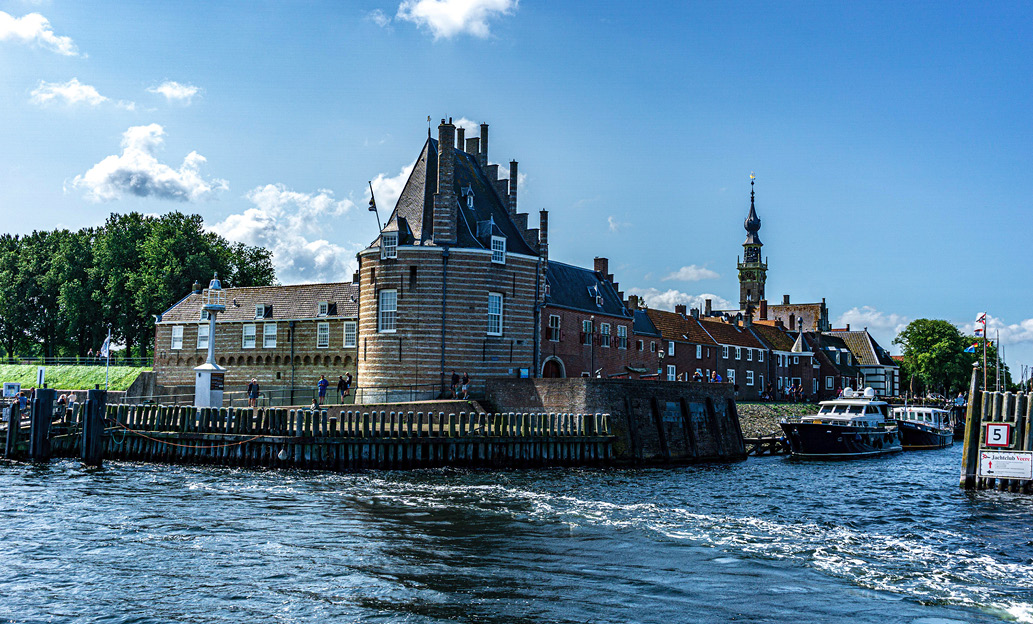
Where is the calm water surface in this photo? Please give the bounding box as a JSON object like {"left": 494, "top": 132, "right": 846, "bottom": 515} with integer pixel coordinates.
{"left": 2, "top": 445, "right": 1032, "bottom": 623}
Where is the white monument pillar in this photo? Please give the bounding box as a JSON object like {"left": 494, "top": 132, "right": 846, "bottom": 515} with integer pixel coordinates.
{"left": 194, "top": 274, "right": 227, "bottom": 408}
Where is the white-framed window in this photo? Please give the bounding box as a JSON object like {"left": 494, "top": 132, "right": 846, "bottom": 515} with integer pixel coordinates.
{"left": 668, "top": 340, "right": 675, "bottom": 357}
{"left": 491, "top": 236, "right": 506, "bottom": 264}
{"left": 171, "top": 325, "right": 184, "bottom": 350}
{"left": 747, "top": 348, "right": 753, "bottom": 361}
{"left": 667, "top": 365, "right": 676, "bottom": 381}
{"left": 826, "top": 376, "right": 834, "bottom": 389}
{"left": 200, "top": 309, "right": 210, "bottom": 321}
{"left": 582, "top": 319, "right": 594, "bottom": 345}
{"left": 378, "top": 290, "right": 397, "bottom": 333}
{"left": 747, "top": 370, "right": 754, "bottom": 386}
{"left": 196, "top": 323, "right": 209, "bottom": 350}
{"left": 600, "top": 323, "right": 611, "bottom": 347}
{"left": 813, "top": 379, "right": 819, "bottom": 394}
{"left": 548, "top": 315, "right": 561, "bottom": 341}
{"left": 255, "top": 305, "right": 264, "bottom": 320}
{"left": 617, "top": 325, "right": 627, "bottom": 349}
{"left": 381, "top": 232, "right": 398, "bottom": 259}
{"left": 758, "top": 350, "right": 764, "bottom": 363}
{"left": 696, "top": 344, "right": 702, "bottom": 359}
{"left": 317, "top": 322, "right": 330, "bottom": 348}
{"left": 650, "top": 341, "right": 656, "bottom": 353}
{"left": 793, "top": 356, "right": 799, "bottom": 365}
{"left": 759, "top": 374, "right": 764, "bottom": 389}
{"left": 263, "top": 323, "right": 277, "bottom": 348}
{"left": 637, "top": 339, "right": 644, "bottom": 351}
{"left": 487, "top": 292, "right": 503, "bottom": 336}
{"left": 318, "top": 301, "right": 329, "bottom": 317}
{"left": 343, "top": 321, "right": 357, "bottom": 348}
{"left": 735, "top": 347, "right": 741, "bottom": 360}
{"left": 722, "top": 345, "right": 729, "bottom": 359}
{"left": 242, "top": 324, "right": 256, "bottom": 349}
{"left": 727, "top": 369, "right": 735, "bottom": 384}
{"left": 778, "top": 377, "right": 783, "bottom": 390}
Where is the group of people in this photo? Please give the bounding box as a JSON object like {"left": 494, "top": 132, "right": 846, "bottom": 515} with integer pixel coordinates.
{"left": 316, "top": 373, "right": 353, "bottom": 405}
{"left": 691, "top": 370, "right": 724, "bottom": 383}
{"left": 450, "top": 371, "right": 471, "bottom": 399}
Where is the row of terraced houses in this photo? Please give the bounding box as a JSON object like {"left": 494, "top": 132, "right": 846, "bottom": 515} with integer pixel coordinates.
{"left": 154, "top": 118, "right": 898, "bottom": 402}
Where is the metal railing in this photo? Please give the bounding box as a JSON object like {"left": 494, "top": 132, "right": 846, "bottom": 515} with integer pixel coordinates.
{"left": 113, "top": 383, "right": 445, "bottom": 408}
{"left": 1, "top": 355, "right": 154, "bottom": 368}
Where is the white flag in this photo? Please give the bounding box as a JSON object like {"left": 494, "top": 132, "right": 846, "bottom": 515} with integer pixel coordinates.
{"left": 100, "top": 336, "right": 111, "bottom": 358}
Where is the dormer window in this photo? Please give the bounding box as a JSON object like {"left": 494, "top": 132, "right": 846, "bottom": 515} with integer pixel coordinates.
{"left": 381, "top": 232, "right": 398, "bottom": 259}
{"left": 318, "top": 301, "right": 329, "bottom": 317}
{"left": 491, "top": 235, "right": 506, "bottom": 264}
{"left": 254, "top": 305, "right": 269, "bottom": 319}
{"left": 467, "top": 191, "right": 475, "bottom": 209}
{"left": 200, "top": 309, "right": 210, "bottom": 321}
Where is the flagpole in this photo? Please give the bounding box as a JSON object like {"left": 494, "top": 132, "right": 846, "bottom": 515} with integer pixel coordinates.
{"left": 368, "top": 181, "right": 382, "bottom": 232}
{"left": 105, "top": 327, "right": 111, "bottom": 391}
{"left": 982, "top": 316, "right": 987, "bottom": 392}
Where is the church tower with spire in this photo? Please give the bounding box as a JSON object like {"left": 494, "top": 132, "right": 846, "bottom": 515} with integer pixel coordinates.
{"left": 737, "top": 174, "right": 767, "bottom": 312}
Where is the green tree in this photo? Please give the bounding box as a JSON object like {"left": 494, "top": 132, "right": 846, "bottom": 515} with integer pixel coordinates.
{"left": 19, "top": 230, "right": 68, "bottom": 358}
{"left": 0, "top": 234, "right": 29, "bottom": 359}
{"left": 893, "top": 319, "right": 969, "bottom": 396}
{"left": 92, "top": 212, "right": 153, "bottom": 359}
{"left": 55, "top": 227, "right": 101, "bottom": 357}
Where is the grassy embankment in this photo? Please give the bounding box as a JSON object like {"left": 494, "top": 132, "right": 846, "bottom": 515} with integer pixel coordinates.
{"left": 736, "top": 402, "right": 816, "bottom": 438}
{"left": 0, "top": 365, "right": 149, "bottom": 392}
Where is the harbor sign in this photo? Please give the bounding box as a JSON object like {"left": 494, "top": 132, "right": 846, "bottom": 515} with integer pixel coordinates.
{"left": 978, "top": 451, "right": 1033, "bottom": 480}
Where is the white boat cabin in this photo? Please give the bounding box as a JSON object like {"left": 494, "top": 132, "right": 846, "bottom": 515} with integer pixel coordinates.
{"left": 892, "top": 406, "right": 951, "bottom": 430}
{"left": 801, "top": 387, "right": 892, "bottom": 428}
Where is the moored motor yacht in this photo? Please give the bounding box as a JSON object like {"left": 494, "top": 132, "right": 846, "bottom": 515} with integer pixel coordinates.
{"left": 891, "top": 406, "right": 953, "bottom": 450}
{"left": 780, "top": 387, "right": 902, "bottom": 459}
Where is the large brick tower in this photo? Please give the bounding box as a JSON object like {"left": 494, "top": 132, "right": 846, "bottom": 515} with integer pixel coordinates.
{"left": 356, "top": 119, "right": 548, "bottom": 400}
{"left": 737, "top": 175, "right": 767, "bottom": 312}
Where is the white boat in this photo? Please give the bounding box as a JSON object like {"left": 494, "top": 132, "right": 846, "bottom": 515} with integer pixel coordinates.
{"left": 780, "top": 387, "right": 902, "bottom": 459}
{"left": 891, "top": 406, "right": 953, "bottom": 450}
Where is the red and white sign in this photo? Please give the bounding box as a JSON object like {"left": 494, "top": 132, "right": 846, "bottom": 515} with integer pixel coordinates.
{"left": 985, "top": 423, "right": 1011, "bottom": 448}
{"left": 979, "top": 451, "right": 1033, "bottom": 480}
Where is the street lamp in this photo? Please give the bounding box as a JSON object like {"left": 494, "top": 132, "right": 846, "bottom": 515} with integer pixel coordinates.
{"left": 590, "top": 315, "right": 596, "bottom": 378}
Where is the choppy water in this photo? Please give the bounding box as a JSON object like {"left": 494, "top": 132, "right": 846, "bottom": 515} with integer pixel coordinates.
{"left": 2, "top": 446, "right": 1032, "bottom": 623}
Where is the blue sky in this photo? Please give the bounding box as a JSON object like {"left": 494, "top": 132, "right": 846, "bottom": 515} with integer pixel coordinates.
{"left": 1, "top": 1, "right": 1031, "bottom": 373}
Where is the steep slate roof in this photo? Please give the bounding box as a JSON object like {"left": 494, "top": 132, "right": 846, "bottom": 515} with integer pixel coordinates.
{"left": 827, "top": 329, "right": 897, "bottom": 367}
{"left": 545, "top": 261, "right": 630, "bottom": 318}
{"left": 749, "top": 323, "right": 795, "bottom": 352}
{"left": 377, "top": 138, "right": 536, "bottom": 256}
{"left": 646, "top": 309, "right": 718, "bottom": 345}
{"left": 803, "top": 332, "right": 862, "bottom": 378}
{"left": 633, "top": 309, "right": 661, "bottom": 338}
{"left": 699, "top": 319, "right": 765, "bottom": 349}
{"left": 158, "top": 282, "right": 359, "bottom": 324}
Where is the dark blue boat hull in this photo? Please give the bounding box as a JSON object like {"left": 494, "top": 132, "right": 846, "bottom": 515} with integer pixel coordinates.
{"left": 896, "top": 420, "right": 953, "bottom": 450}
{"left": 779, "top": 421, "right": 902, "bottom": 459}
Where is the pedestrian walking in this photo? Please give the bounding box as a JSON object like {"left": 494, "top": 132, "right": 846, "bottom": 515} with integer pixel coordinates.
{"left": 247, "top": 378, "right": 260, "bottom": 408}
{"left": 450, "top": 370, "right": 460, "bottom": 398}
{"left": 461, "top": 372, "right": 470, "bottom": 399}
{"left": 344, "top": 372, "right": 352, "bottom": 396}
{"left": 317, "top": 375, "right": 329, "bottom": 405}
{"left": 337, "top": 375, "right": 347, "bottom": 403}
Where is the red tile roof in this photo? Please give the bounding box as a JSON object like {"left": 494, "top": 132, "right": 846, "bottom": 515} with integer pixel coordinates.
{"left": 698, "top": 318, "right": 765, "bottom": 349}
{"left": 159, "top": 282, "right": 359, "bottom": 323}
{"left": 645, "top": 309, "right": 718, "bottom": 345}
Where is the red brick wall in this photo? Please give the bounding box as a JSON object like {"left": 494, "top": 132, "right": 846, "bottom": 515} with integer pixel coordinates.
{"left": 540, "top": 306, "right": 657, "bottom": 378}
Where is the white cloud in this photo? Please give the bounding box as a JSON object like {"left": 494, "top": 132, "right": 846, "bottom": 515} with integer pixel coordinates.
{"left": 628, "top": 287, "right": 734, "bottom": 313}
{"left": 29, "top": 77, "right": 135, "bottom": 109}
{"left": 147, "top": 81, "right": 201, "bottom": 104}
{"left": 607, "top": 216, "right": 630, "bottom": 233}
{"left": 0, "top": 11, "right": 79, "bottom": 56}
{"left": 367, "top": 9, "right": 392, "bottom": 27}
{"left": 69, "top": 123, "right": 227, "bottom": 202}
{"left": 836, "top": 305, "right": 910, "bottom": 352}
{"left": 369, "top": 162, "right": 416, "bottom": 214}
{"left": 979, "top": 314, "right": 1033, "bottom": 345}
{"left": 396, "top": 0, "right": 517, "bottom": 39}
{"left": 662, "top": 265, "right": 720, "bottom": 282}
{"left": 211, "top": 184, "right": 357, "bottom": 284}
{"left": 453, "top": 116, "right": 481, "bottom": 136}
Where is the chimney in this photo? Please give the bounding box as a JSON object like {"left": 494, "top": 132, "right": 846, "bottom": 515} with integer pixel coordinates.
{"left": 691, "top": 308, "right": 700, "bottom": 319}
{"left": 352, "top": 271, "right": 360, "bottom": 283}
{"left": 744, "top": 311, "right": 753, "bottom": 328}
{"left": 538, "top": 209, "right": 549, "bottom": 260}
{"left": 759, "top": 299, "right": 768, "bottom": 320}
{"left": 846, "top": 323, "right": 850, "bottom": 331}
{"left": 675, "top": 304, "right": 687, "bottom": 316}
{"left": 594, "top": 257, "right": 609, "bottom": 276}
{"left": 627, "top": 294, "right": 639, "bottom": 310}
{"left": 508, "top": 160, "right": 518, "bottom": 214}
{"left": 783, "top": 294, "right": 790, "bottom": 305}
{"left": 705, "top": 299, "right": 712, "bottom": 316}
{"left": 485, "top": 163, "right": 499, "bottom": 181}
{"left": 432, "top": 119, "right": 457, "bottom": 245}
{"left": 789, "top": 313, "right": 796, "bottom": 330}
{"left": 479, "top": 123, "right": 489, "bottom": 168}
{"left": 466, "top": 137, "right": 480, "bottom": 155}
{"left": 457, "top": 127, "right": 465, "bottom": 151}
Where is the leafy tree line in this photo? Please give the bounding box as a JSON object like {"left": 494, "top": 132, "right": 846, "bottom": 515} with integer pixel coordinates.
{"left": 893, "top": 319, "right": 1014, "bottom": 396}
{"left": 0, "top": 212, "right": 275, "bottom": 361}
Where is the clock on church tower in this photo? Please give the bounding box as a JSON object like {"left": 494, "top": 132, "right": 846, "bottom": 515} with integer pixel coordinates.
{"left": 737, "top": 175, "right": 767, "bottom": 311}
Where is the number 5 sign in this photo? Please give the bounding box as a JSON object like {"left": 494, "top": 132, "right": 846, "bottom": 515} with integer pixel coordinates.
{"left": 985, "top": 423, "right": 1011, "bottom": 448}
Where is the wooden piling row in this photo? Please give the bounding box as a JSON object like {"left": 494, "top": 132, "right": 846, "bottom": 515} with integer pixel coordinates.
{"left": 961, "top": 384, "right": 1033, "bottom": 494}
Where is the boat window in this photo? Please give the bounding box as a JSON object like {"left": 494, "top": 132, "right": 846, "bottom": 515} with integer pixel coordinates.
{"left": 818, "top": 406, "right": 831, "bottom": 414}
{"left": 848, "top": 405, "right": 863, "bottom": 414}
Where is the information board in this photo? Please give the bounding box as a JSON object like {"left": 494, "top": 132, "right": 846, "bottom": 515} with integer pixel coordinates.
{"left": 2, "top": 382, "right": 20, "bottom": 398}
{"left": 210, "top": 373, "right": 225, "bottom": 391}
{"left": 985, "top": 423, "right": 1012, "bottom": 448}
{"left": 978, "top": 450, "right": 1033, "bottom": 480}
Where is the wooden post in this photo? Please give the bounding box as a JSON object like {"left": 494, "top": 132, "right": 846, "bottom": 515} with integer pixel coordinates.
{"left": 4, "top": 399, "right": 20, "bottom": 459}
{"left": 28, "top": 388, "right": 55, "bottom": 462}
{"left": 960, "top": 367, "right": 983, "bottom": 489}
{"left": 81, "top": 389, "right": 107, "bottom": 467}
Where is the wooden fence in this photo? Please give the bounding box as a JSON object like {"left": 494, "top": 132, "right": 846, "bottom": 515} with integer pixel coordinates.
{"left": 3, "top": 400, "right": 614, "bottom": 471}
{"left": 960, "top": 371, "right": 1033, "bottom": 493}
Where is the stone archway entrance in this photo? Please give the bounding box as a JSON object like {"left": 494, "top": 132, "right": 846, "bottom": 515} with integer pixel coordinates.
{"left": 542, "top": 357, "right": 565, "bottom": 378}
